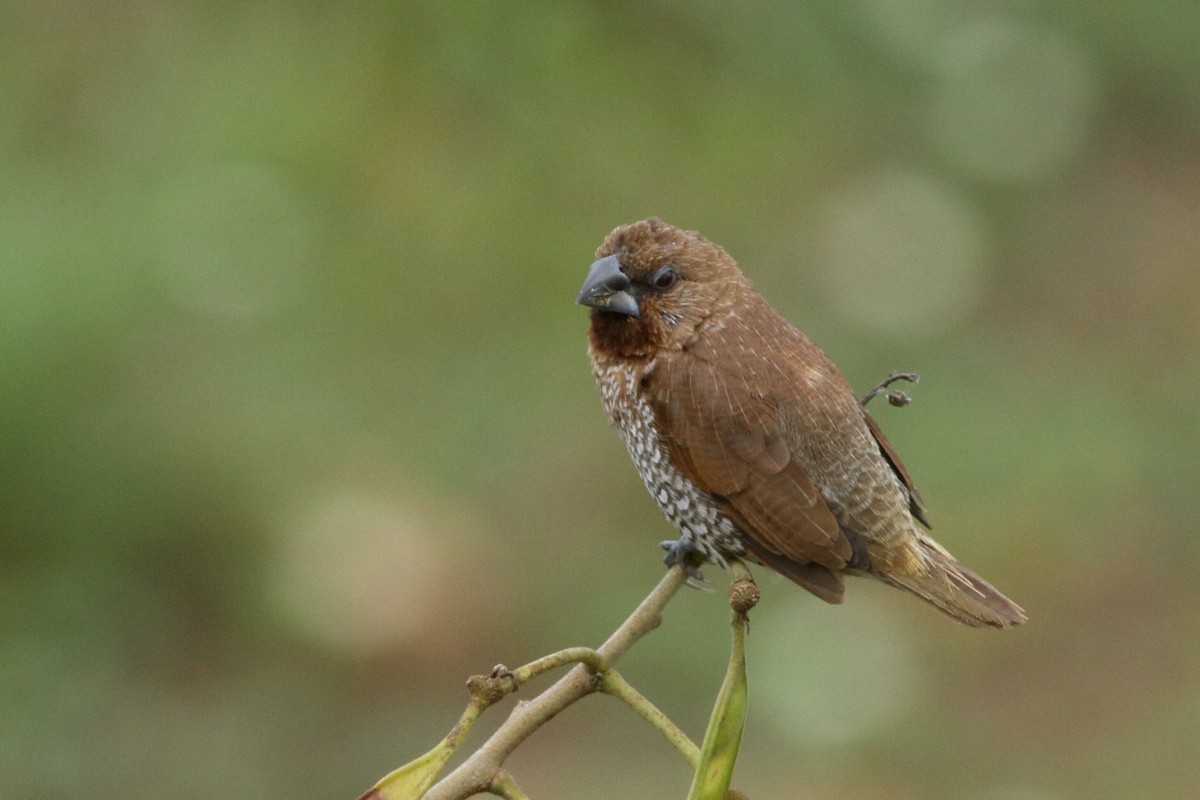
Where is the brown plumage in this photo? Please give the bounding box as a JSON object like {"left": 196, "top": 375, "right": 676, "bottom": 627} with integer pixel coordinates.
{"left": 577, "top": 218, "right": 1025, "bottom": 628}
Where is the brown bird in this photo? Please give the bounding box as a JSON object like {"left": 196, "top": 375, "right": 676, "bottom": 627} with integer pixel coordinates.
{"left": 577, "top": 218, "right": 1025, "bottom": 628}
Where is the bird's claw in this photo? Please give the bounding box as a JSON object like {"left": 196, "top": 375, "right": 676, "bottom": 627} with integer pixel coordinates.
{"left": 660, "top": 539, "right": 713, "bottom": 591}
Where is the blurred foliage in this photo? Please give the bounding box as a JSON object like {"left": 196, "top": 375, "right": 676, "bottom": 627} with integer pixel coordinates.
{"left": 2, "top": 2, "right": 1199, "bottom": 798}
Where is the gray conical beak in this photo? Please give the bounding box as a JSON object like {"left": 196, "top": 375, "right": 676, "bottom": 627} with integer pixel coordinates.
{"left": 576, "top": 254, "right": 640, "bottom": 318}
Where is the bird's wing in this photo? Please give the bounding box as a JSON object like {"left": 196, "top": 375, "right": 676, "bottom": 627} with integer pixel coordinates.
{"left": 649, "top": 353, "right": 853, "bottom": 572}
{"left": 862, "top": 411, "right": 931, "bottom": 528}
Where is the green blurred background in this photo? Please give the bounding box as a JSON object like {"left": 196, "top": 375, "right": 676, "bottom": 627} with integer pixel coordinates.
{"left": 3, "top": 2, "right": 1198, "bottom": 798}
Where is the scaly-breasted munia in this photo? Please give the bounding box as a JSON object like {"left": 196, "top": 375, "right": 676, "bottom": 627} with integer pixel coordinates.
{"left": 577, "top": 218, "right": 1025, "bottom": 628}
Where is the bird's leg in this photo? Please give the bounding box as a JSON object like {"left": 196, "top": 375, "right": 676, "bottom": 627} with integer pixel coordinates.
{"left": 659, "top": 538, "right": 713, "bottom": 590}
{"left": 859, "top": 371, "right": 920, "bottom": 407}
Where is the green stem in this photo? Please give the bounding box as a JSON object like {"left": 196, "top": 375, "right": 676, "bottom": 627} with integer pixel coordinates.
{"left": 600, "top": 669, "right": 700, "bottom": 766}
{"left": 487, "top": 769, "right": 528, "bottom": 800}
{"left": 513, "top": 647, "right": 607, "bottom": 686}
{"left": 686, "top": 560, "right": 756, "bottom": 800}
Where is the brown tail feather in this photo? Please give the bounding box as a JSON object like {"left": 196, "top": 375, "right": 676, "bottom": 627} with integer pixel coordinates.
{"left": 741, "top": 539, "right": 846, "bottom": 604}
{"left": 880, "top": 540, "right": 1027, "bottom": 628}
{"left": 741, "top": 537, "right": 1025, "bottom": 627}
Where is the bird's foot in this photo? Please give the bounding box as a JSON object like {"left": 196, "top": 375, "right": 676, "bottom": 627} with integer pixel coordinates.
{"left": 660, "top": 538, "right": 713, "bottom": 591}
{"left": 859, "top": 371, "right": 920, "bottom": 407}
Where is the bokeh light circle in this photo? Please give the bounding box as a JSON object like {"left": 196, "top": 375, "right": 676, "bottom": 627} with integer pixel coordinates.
{"left": 815, "top": 167, "right": 987, "bottom": 338}
{"left": 927, "top": 18, "right": 1100, "bottom": 182}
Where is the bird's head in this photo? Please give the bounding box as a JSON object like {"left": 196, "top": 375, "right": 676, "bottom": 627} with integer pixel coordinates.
{"left": 577, "top": 218, "right": 749, "bottom": 359}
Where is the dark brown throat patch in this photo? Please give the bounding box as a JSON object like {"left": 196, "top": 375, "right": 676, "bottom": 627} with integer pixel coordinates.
{"left": 588, "top": 309, "right": 663, "bottom": 360}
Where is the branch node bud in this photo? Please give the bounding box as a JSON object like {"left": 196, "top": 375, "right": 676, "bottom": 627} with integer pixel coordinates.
{"left": 466, "top": 672, "right": 509, "bottom": 708}
{"left": 728, "top": 578, "right": 760, "bottom": 616}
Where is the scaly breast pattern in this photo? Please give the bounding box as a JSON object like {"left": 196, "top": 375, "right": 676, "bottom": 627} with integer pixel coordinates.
{"left": 592, "top": 357, "right": 744, "bottom": 566}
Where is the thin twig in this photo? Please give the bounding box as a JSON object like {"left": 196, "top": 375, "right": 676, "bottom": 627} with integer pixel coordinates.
{"left": 513, "top": 647, "right": 607, "bottom": 686}
{"left": 859, "top": 371, "right": 919, "bottom": 407}
{"left": 600, "top": 669, "right": 700, "bottom": 766}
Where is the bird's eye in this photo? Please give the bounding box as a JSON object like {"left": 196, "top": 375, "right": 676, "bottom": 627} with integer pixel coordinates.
{"left": 651, "top": 264, "right": 678, "bottom": 290}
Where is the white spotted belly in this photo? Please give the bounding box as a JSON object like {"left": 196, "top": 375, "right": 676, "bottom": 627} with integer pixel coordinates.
{"left": 595, "top": 362, "right": 744, "bottom": 565}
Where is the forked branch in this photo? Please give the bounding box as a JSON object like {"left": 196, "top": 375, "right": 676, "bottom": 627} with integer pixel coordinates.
{"left": 360, "top": 562, "right": 758, "bottom": 799}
